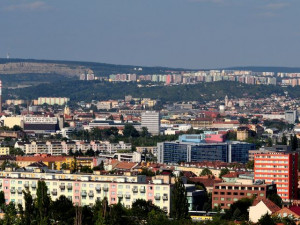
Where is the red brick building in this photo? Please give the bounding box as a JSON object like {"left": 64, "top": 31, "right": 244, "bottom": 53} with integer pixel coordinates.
{"left": 212, "top": 182, "right": 276, "bottom": 209}
{"left": 254, "top": 151, "right": 298, "bottom": 202}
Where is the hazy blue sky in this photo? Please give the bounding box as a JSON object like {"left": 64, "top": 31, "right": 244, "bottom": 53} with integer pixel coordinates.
{"left": 0, "top": 0, "right": 299, "bottom": 69}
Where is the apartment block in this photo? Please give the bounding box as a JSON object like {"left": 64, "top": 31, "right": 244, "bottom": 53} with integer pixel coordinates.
{"left": 212, "top": 183, "right": 277, "bottom": 209}
{"left": 15, "top": 141, "right": 132, "bottom": 155}
{"left": 254, "top": 151, "right": 298, "bottom": 201}
{"left": 0, "top": 171, "right": 172, "bottom": 213}
{"left": 157, "top": 141, "right": 255, "bottom": 164}
{"left": 0, "top": 147, "right": 10, "bottom": 155}
{"left": 141, "top": 111, "right": 160, "bottom": 135}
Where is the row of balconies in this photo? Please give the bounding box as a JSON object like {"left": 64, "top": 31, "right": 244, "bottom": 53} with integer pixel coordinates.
{"left": 155, "top": 194, "right": 168, "bottom": 201}
{"left": 81, "top": 191, "right": 95, "bottom": 197}
{"left": 132, "top": 187, "right": 145, "bottom": 193}
{"left": 9, "top": 187, "right": 169, "bottom": 202}
{"left": 10, "top": 188, "right": 22, "bottom": 194}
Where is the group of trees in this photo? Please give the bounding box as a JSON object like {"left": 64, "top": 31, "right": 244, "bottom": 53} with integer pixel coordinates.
{"left": 9, "top": 79, "right": 296, "bottom": 104}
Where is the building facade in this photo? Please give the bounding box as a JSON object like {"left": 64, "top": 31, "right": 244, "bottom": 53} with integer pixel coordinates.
{"left": 157, "top": 141, "right": 255, "bottom": 164}
{"left": 0, "top": 171, "right": 172, "bottom": 213}
{"left": 141, "top": 111, "right": 160, "bottom": 135}
{"left": 254, "top": 151, "right": 298, "bottom": 201}
{"left": 212, "top": 183, "right": 277, "bottom": 209}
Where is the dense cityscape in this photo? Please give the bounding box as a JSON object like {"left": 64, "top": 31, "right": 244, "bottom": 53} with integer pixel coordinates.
{"left": 0, "top": 66, "right": 298, "bottom": 224}
{"left": 1, "top": 0, "right": 300, "bottom": 224}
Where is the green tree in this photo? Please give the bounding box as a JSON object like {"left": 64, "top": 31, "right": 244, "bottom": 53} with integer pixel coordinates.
{"left": 131, "top": 199, "right": 162, "bottom": 222}
{"left": 251, "top": 118, "right": 259, "bottom": 124}
{"left": 22, "top": 189, "right": 36, "bottom": 225}
{"left": 291, "top": 134, "right": 298, "bottom": 150}
{"left": 0, "top": 191, "right": 5, "bottom": 211}
{"left": 2, "top": 202, "right": 20, "bottom": 225}
{"left": 239, "top": 117, "right": 249, "bottom": 124}
{"left": 257, "top": 213, "right": 276, "bottom": 225}
{"left": 99, "top": 161, "right": 104, "bottom": 170}
{"left": 51, "top": 195, "right": 75, "bottom": 225}
{"left": 85, "top": 149, "right": 95, "bottom": 156}
{"left": 200, "top": 168, "right": 213, "bottom": 176}
{"left": 108, "top": 202, "right": 130, "bottom": 225}
{"left": 141, "top": 127, "right": 149, "bottom": 137}
{"left": 171, "top": 178, "right": 189, "bottom": 220}
{"left": 219, "top": 168, "right": 230, "bottom": 178}
{"left": 246, "top": 160, "right": 254, "bottom": 170}
{"left": 282, "top": 134, "right": 288, "bottom": 145}
{"left": 9, "top": 147, "right": 25, "bottom": 156}
{"left": 223, "top": 198, "right": 253, "bottom": 221}
{"left": 36, "top": 180, "right": 51, "bottom": 224}
{"left": 123, "top": 124, "right": 140, "bottom": 138}
{"left": 267, "top": 193, "right": 282, "bottom": 208}
{"left": 147, "top": 210, "right": 170, "bottom": 225}
{"left": 267, "top": 138, "right": 273, "bottom": 147}
{"left": 232, "top": 208, "right": 241, "bottom": 221}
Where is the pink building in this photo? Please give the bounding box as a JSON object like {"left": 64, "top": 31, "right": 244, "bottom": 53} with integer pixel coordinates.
{"left": 205, "top": 134, "right": 225, "bottom": 143}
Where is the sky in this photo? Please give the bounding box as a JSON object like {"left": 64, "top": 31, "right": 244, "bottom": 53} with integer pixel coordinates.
{"left": 0, "top": 0, "right": 299, "bottom": 69}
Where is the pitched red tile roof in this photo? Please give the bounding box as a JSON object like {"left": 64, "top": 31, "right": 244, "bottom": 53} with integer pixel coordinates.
{"left": 289, "top": 206, "right": 300, "bottom": 216}
{"left": 112, "top": 161, "right": 138, "bottom": 170}
{"left": 252, "top": 199, "right": 281, "bottom": 213}
{"left": 16, "top": 156, "right": 67, "bottom": 162}
{"left": 189, "top": 176, "right": 222, "bottom": 188}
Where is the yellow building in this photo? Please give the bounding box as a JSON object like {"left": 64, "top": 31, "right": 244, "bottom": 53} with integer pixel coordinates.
{"left": 0, "top": 147, "right": 10, "bottom": 155}
{"left": 3, "top": 117, "right": 23, "bottom": 129}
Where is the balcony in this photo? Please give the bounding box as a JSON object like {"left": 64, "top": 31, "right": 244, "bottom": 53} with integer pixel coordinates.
{"left": 24, "top": 183, "right": 29, "bottom": 188}
{"left": 154, "top": 195, "right": 160, "bottom": 200}
{"left": 117, "top": 194, "right": 123, "bottom": 198}
{"left": 140, "top": 187, "right": 146, "bottom": 193}
{"left": 10, "top": 189, "right": 16, "bottom": 194}
{"left": 59, "top": 184, "right": 65, "bottom": 190}
{"left": 103, "top": 186, "right": 109, "bottom": 192}
{"left": 95, "top": 186, "right": 101, "bottom": 192}
{"left": 132, "top": 187, "right": 138, "bottom": 193}
{"left": 31, "top": 183, "right": 36, "bottom": 188}
{"left": 162, "top": 195, "right": 168, "bottom": 201}
{"left": 17, "top": 189, "right": 22, "bottom": 194}
{"left": 88, "top": 192, "right": 94, "bottom": 197}
{"left": 81, "top": 191, "right": 87, "bottom": 197}
{"left": 125, "top": 194, "right": 131, "bottom": 199}
{"left": 52, "top": 191, "right": 57, "bottom": 196}
{"left": 67, "top": 185, "right": 72, "bottom": 190}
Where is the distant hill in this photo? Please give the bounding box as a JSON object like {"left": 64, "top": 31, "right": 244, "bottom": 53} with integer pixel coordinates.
{"left": 223, "top": 66, "right": 300, "bottom": 73}
{"left": 5, "top": 80, "right": 297, "bottom": 103}
{"left": 0, "top": 58, "right": 195, "bottom": 77}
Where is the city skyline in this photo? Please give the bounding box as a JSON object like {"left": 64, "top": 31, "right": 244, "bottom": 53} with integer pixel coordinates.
{"left": 0, "top": 0, "right": 300, "bottom": 69}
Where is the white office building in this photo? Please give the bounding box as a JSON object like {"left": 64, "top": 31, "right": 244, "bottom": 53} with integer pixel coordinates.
{"left": 141, "top": 111, "right": 160, "bottom": 135}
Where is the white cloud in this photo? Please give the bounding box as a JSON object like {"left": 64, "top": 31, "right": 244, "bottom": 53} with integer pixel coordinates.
{"left": 265, "top": 2, "right": 289, "bottom": 10}
{"left": 4, "top": 1, "right": 51, "bottom": 12}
